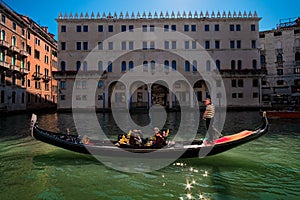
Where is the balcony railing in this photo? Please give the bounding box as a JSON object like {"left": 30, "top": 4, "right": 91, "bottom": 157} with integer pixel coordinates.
{"left": 217, "top": 69, "right": 267, "bottom": 77}
{"left": 52, "top": 70, "right": 108, "bottom": 79}
{"left": 32, "top": 72, "right": 42, "bottom": 80}
{"left": 295, "top": 61, "right": 300, "bottom": 66}
{"left": 10, "top": 64, "right": 20, "bottom": 72}
{"left": 19, "top": 50, "right": 29, "bottom": 57}
{"left": 10, "top": 45, "right": 20, "bottom": 53}
{"left": 0, "top": 60, "right": 10, "bottom": 69}
{"left": 20, "top": 68, "right": 29, "bottom": 75}
{"left": 42, "top": 75, "right": 51, "bottom": 82}
{"left": 0, "top": 40, "right": 10, "bottom": 49}
{"left": 294, "top": 47, "right": 300, "bottom": 52}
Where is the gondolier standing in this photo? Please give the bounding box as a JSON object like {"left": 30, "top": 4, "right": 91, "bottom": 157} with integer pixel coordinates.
{"left": 203, "top": 98, "right": 216, "bottom": 142}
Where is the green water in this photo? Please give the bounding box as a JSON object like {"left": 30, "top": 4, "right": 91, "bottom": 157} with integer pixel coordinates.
{"left": 0, "top": 112, "right": 299, "bottom": 200}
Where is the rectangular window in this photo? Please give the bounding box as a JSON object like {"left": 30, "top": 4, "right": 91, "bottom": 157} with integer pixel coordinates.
{"left": 230, "top": 24, "right": 234, "bottom": 31}
{"left": 142, "top": 41, "right": 147, "bottom": 50}
{"left": 171, "top": 25, "right": 176, "bottom": 31}
{"left": 142, "top": 25, "right": 147, "bottom": 32}
{"left": 34, "top": 50, "right": 40, "bottom": 59}
{"left": 121, "top": 25, "right": 126, "bottom": 32}
{"left": 98, "top": 42, "right": 103, "bottom": 50}
{"left": 191, "top": 25, "right": 196, "bottom": 32}
{"left": 60, "top": 95, "right": 66, "bottom": 100}
{"left": 108, "top": 25, "right": 113, "bottom": 32}
{"left": 129, "top": 41, "right": 134, "bottom": 50}
{"left": 238, "top": 79, "right": 244, "bottom": 87}
{"left": 164, "top": 25, "right": 169, "bottom": 31}
{"left": 83, "top": 42, "right": 88, "bottom": 50}
{"left": 108, "top": 42, "right": 113, "bottom": 50}
{"left": 61, "top": 42, "right": 66, "bottom": 50}
{"left": 215, "top": 40, "right": 220, "bottom": 49}
{"left": 205, "top": 41, "right": 210, "bottom": 49}
{"left": 215, "top": 24, "right": 219, "bottom": 31}
{"left": 60, "top": 81, "right": 66, "bottom": 89}
{"left": 236, "top": 24, "right": 241, "bottom": 31}
{"left": 129, "top": 25, "right": 134, "bottom": 32}
{"left": 192, "top": 41, "right": 196, "bottom": 49}
{"left": 238, "top": 93, "right": 243, "bottom": 98}
{"left": 230, "top": 40, "right": 235, "bottom": 49}
{"left": 251, "top": 40, "right": 256, "bottom": 48}
{"left": 121, "top": 41, "right": 126, "bottom": 50}
{"left": 253, "top": 79, "right": 259, "bottom": 87}
{"left": 231, "top": 80, "right": 237, "bottom": 87}
{"left": 12, "top": 22, "right": 16, "bottom": 30}
{"left": 251, "top": 24, "right": 256, "bottom": 31}
{"left": 185, "top": 41, "right": 189, "bottom": 49}
{"left": 61, "top": 25, "right": 66, "bottom": 32}
{"left": 150, "top": 25, "right": 155, "bottom": 32}
{"left": 164, "top": 41, "right": 169, "bottom": 49}
{"left": 98, "top": 25, "right": 103, "bottom": 32}
{"left": 76, "top": 42, "right": 81, "bottom": 50}
{"left": 204, "top": 25, "right": 209, "bottom": 31}
{"left": 237, "top": 40, "right": 241, "bottom": 49}
{"left": 83, "top": 25, "right": 88, "bottom": 32}
{"left": 171, "top": 41, "right": 176, "bottom": 49}
{"left": 184, "top": 25, "right": 189, "bottom": 32}
{"left": 76, "top": 25, "right": 81, "bottom": 32}
{"left": 150, "top": 41, "right": 155, "bottom": 50}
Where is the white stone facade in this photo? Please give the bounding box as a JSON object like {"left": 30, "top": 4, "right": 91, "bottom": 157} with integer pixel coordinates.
{"left": 55, "top": 11, "right": 262, "bottom": 110}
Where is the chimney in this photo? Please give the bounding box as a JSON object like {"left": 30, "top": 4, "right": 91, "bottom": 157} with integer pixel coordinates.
{"left": 42, "top": 26, "right": 48, "bottom": 33}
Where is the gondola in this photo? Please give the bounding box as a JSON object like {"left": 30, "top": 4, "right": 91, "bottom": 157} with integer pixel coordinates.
{"left": 30, "top": 112, "right": 268, "bottom": 159}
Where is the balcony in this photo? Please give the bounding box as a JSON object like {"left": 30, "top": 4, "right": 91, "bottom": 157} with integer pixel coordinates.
{"left": 0, "top": 40, "right": 10, "bottom": 49}
{"left": 20, "top": 68, "right": 29, "bottom": 75}
{"left": 19, "top": 49, "right": 29, "bottom": 57}
{"left": 295, "top": 61, "right": 300, "bottom": 66}
{"left": 42, "top": 75, "right": 51, "bottom": 83}
{"left": 0, "top": 60, "right": 10, "bottom": 70}
{"left": 32, "top": 72, "right": 42, "bottom": 80}
{"left": 10, "top": 45, "right": 20, "bottom": 53}
{"left": 10, "top": 64, "right": 21, "bottom": 72}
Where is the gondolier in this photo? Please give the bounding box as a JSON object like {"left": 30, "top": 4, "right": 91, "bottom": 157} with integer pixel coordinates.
{"left": 203, "top": 98, "right": 216, "bottom": 141}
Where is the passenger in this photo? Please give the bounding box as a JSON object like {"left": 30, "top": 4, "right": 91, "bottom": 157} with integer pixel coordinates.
{"left": 81, "top": 135, "right": 90, "bottom": 144}
{"left": 154, "top": 130, "right": 165, "bottom": 147}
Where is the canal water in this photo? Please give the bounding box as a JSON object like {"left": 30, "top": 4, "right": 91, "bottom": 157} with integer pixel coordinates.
{"left": 0, "top": 111, "right": 299, "bottom": 200}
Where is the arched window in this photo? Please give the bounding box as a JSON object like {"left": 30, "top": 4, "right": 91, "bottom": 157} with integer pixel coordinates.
{"left": 1, "top": 30, "right": 5, "bottom": 41}
{"left": 206, "top": 60, "right": 211, "bottom": 72}
{"left": 260, "top": 55, "right": 266, "bottom": 64}
{"left": 252, "top": 59, "right": 257, "bottom": 69}
{"left": 192, "top": 60, "right": 197, "bottom": 71}
{"left": 61, "top": 61, "right": 66, "bottom": 71}
{"left": 121, "top": 61, "right": 126, "bottom": 72}
{"left": 143, "top": 61, "right": 148, "bottom": 72}
{"left": 76, "top": 61, "right": 81, "bottom": 71}
{"left": 83, "top": 61, "right": 88, "bottom": 71}
{"left": 216, "top": 60, "right": 221, "bottom": 70}
{"left": 277, "top": 54, "right": 283, "bottom": 62}
{"left": 164, "top": 60, "right": 169, "bottom": 72}
{"left": 231, "top": 60, "right": 236, "bottom": 70}
{"left": 129, "top": 61, "right": 134, "bottom": 71}
{"left": 11, "top": 36, "right": 16, "bottom": 46}
{"left": 185, "top": 60, "right": 190, "bottom": 71}
{"left": 98, "top": 61, "right": 103, "bottom": 71}
{"left": 107, "top": 61, "right": 113, "bottom": 72}
{"left": 172, "top": 60, "right": 177, "bottom": 71}
{"left": 238, "top": 60, "right": 242, "bottom": 70}
{"left": 150, "top": 60, "right": 155, "bottom": 72}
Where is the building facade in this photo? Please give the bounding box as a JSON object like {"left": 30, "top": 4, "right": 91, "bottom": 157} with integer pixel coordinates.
{"left": 55, "top": 11, "right": 263, "bottom": 111}
{"left": 260, "top": 17, "right": 300, "bottom": 107}
{"left": 0, "top": 1, "right": 57, "bottom": 112}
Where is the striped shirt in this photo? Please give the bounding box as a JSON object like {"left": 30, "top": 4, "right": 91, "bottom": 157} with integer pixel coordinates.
{"left": 205, "top": 104, "right": 215, "bottom": 118}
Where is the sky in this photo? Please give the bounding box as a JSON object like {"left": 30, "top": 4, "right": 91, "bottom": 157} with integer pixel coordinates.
{"left": 2, "top": 0, "right": 299, "bottom": 39}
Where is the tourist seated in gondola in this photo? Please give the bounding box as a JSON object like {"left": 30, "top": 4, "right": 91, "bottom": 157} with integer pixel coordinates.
{"left": 153, "top": 128, "right": 166, "bottom": 148}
